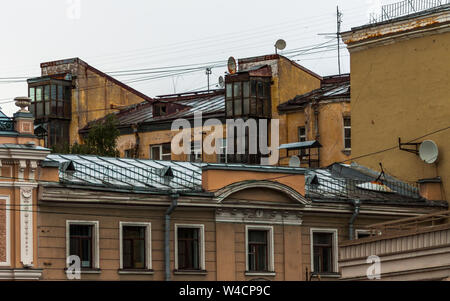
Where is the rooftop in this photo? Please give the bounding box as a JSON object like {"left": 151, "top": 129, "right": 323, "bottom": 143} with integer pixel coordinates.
{"left": 278, "top": 73, "right": 350, "bottom": 112}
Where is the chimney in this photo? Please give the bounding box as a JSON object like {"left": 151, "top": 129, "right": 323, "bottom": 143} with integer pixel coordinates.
{"left": 13, "top": 97, "right": 34, "bottom": 136}
{"left": 417, "top": 177, "right": 443, "bottom": 201}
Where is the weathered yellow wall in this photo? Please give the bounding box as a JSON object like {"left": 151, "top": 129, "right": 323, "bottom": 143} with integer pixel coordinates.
{"left": 279, "top": 101, "right": 351, "bottom": 167}
{"left": 350, "top": 31, "right": 450, "bottom": 201}
{"left": 70, "top": 68, "right": 147, "bottom": 145}
{"left": 277, "top": 58, "right": 322, "bottom": 162}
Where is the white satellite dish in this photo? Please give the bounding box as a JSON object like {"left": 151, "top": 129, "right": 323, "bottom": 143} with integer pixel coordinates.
{"left": 419, "top": 140, "right": 439, "bottom": 164}
{"left": 275, "top": 39, "right": 286, "bottom": 50}
{"left": 289, "top": 155, "right": 301, "bottom": 167}
{"left": 218, "top": 76, "right": 224, "bottom": 88}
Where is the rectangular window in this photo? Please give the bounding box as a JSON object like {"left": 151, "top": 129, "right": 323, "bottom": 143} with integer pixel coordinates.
{"left": 122, "top": 226, "right": 146, "bottom": 269}
{"left": 246, "top": 226, "right": 274, "bottom": 274}
{"left": 150, "top": 143, "right": 171, "bottom": 161}
{"left": 311, "top": 230, "right": 337, "bottom": 274}
{"left": 175, "top": 225, "right": 205, "bottom": 271}
{"left": 248, "top": 230, "right": 268, "bottom": 271}
{"left": 343, "top": 116, "right": 351, "bottom": 150}
{"left": 67, "top": 221, "right": 99, "bottom": 270}
{"left": 69, "top": 224, "right": 92, "bottom": 268}
{"left": 356, "top": 230, "right": 371, "bottom": 239}
{"left": 298, "top": 126, "right": 306, "bottom": 156}
{"left": 29, "top": 87, "right": 35, "bottom": 102}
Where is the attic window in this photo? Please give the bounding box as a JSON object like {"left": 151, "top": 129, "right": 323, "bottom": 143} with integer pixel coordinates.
{"left": 154, "top": 103, "right": 167, "bottom": 117}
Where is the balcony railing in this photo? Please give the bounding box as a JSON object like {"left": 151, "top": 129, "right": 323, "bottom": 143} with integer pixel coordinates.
{"left": 0, "top": 118, "right": 14, "bottom": 132}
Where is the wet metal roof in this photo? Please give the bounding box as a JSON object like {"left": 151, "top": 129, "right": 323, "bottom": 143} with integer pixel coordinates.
{"left": 45, "top": 154, "right": 203, "bottom": 192}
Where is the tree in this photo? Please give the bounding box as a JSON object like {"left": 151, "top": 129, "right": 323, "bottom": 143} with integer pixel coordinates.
{"left": 52, "top": 114, "right": 120, "bottom": 157}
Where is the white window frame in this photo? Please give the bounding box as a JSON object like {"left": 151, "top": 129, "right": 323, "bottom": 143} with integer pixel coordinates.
{"left": 343, "top": 116, "right": 351, "bottom": 151}
{"left": 245, "top": 225, "right": 274, "bottom": 274}
{"left": 174, "top": 224, "right": 205, "bottom": 270}
{"left": 66, "top": 220, "right": 100, "bottom": 269}
{"left": 150, "top": 143, "right": 171, "bottom": 161}
{"left": 119, "top": 222, "right": 152, "bottom": 270}
{"left": 0, "top": 196, "right": 10, "bottom": 267}
{"left": 310, "top": 228, "right": 338, "bottom": 274}
{"left": 355, "top": 229, "right": 371, "bottom": 239}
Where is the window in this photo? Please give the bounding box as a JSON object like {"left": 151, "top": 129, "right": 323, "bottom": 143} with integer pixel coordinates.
{"left": 217, "top": 138, "right": 227, "bottom": 163}
{"left": 175, "top": 224, "right": 205, "bottom": 271}
{"left": 150, "top": 143, "right": 171, "bottom": 161}
{"left": 189, "top": 140, "right": 202, "bottom": 162}
{"left": 66, "top": 221, "right": 99, "bottom": 270}
{"left": 356, "top": 229, "right": 371, "bottom": 239}
{"left": 343, "top": 116, "right": 351, "bottom": 150}
{"left": 310, "top": 229, "right": 338, "bottom": 274}
{"left": 119, "top": 222, "right": 151, "bottom": 270}
{"left": 298, "top": 126, "right": 306, "bottom": 156}
{"left": 246, "top": 226, "right": 274, "bottom": 274}
{"left": 124, "top": 148, "right": 134, "bottom": 158}
{"left": 225, "top": 78, "right": 271, "bottom": 118}
{"left": 153, "top": 103, "right": 167, "bottom": 117}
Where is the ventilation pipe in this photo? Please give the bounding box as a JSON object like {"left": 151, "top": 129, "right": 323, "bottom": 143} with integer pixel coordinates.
{"left": 348, "top": 199, "right": 361, "bottom": 240}
{"left": 165, "top": 193, "right": 179, "bottom": 281}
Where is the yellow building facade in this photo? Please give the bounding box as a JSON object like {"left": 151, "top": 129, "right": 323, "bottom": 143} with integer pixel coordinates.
{"left": 341, "top": 5, "right": 450, "bottom": 201}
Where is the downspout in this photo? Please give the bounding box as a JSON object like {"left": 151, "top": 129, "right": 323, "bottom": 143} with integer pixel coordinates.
{"left": 348, "top": 199, "right": 360, "bottom": 240}
{"left": 165, "top": 193, "right": 179, "bottom": 281}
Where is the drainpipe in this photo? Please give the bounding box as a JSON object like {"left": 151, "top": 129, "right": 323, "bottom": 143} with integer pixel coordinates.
{"left": 348, "top": 199, "right": 361, "bottom": 240}
{"left": 165, "top": 193, "right": 179, "bottom": 281}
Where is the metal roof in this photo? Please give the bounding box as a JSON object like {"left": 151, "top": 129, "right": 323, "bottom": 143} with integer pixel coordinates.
{"left": 304, "top": 163, "right": 441, "bottom": 204}
{"left": 45, "top": 154, "right": 203, "bottom": 192}
{"left": 278, "top": 74, "right": 350, "bottom": 112}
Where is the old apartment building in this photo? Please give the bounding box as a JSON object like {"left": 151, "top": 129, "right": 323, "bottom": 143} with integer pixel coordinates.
{"left": 341, "top": 3, "right": 450, "bottom": 201}
{"left": 81, "top": 54, "right": 352, "bottom": 168}
{"left": 338, "top": 2, "right": 450, "bottom": 280}
{"left": 0, "top": 96, "right": 446, "bottom": 280}
{"left": 27, "top": 58, "right": 152, "bottom": 149}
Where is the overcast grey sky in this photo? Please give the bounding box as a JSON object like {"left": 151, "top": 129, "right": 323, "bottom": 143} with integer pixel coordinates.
{"left": 0, "top": 0, "right": 397, "bottom": 116}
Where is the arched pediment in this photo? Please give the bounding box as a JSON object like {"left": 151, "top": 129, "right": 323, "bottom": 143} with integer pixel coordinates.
{"left": 214, "top": 180, "right": 310, "bottom": 206}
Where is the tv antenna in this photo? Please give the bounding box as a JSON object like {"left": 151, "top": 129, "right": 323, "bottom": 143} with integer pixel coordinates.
{"left": 318, "top": 6, "right": 343, "bottom": 74}
{"left": 205, "top": 67, "right": 212, "bottom": 92}
{"left": 274, "top": 39, "right": 286, "bottom": 54}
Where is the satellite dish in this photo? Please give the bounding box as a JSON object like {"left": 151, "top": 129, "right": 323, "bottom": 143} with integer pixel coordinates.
{"left": 289, "top": 156, "right": 301, "bottom": 167}
{"left": 419, "top": 140, "right": 439, "bottom": 164}
{"left": 275, "top": 39, "right": 287, "bottom": 51}
{"left": 227, "top": 56, "right": 237, "bottom": 74}
{"left": 218, "top": 76, "right": 224, "bottom": 88}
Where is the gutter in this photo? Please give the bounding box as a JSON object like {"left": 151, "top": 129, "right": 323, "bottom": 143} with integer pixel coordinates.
{"left": 165, "top": 193, "right": 179, "bottom": 281}
{"left": 348, "top": 199, "right": 361, "bottom": 240}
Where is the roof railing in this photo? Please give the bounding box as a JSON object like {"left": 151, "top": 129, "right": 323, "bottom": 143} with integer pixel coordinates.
{"left": 369, "top": 0, "right": 450, "bottom": 24}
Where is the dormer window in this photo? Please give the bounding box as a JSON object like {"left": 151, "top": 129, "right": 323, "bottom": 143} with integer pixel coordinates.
{"left": 153, "top": 103, "right": 167, "bottom": 117}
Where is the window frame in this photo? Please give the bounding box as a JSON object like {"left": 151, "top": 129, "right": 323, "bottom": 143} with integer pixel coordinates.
{"left": 66, "top": 220, "right": 100, "bottom": 270}
{"left": 150, "top": 143, "right": 171, "bottom": 161}
{"left": 217, "top": 138, "right": 227, "bottom": 163}
{"left": 245, "top": 225, "right": 274, "bottom": 275}
{"left": 119, "top": 222, "right": 152, "bottom": 270}
{"left": 310, "top": 228, "right": 338, "bottom": 275}
{"left": 174, "top": 224, "right": 205, "bottom": 271}
{"left": 343, "top": 116, "right": 351, "bottom": 151}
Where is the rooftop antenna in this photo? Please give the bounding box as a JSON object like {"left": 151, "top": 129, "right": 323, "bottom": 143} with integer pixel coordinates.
{"left": 336, "top": 6, "right": 343, "bottom": 75}
{"left": 274, "top": 39, "right": 287, "bottom": 54}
